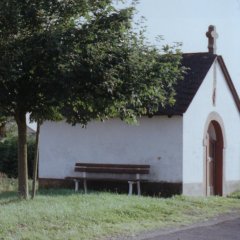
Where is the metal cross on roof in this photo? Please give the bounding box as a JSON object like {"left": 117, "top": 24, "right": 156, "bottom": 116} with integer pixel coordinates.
{"left": 206, "top": 25, "right": 218, "bottom": 54}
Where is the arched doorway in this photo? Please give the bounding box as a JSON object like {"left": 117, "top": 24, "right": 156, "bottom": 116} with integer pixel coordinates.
{"left": 205, "top": 120, "right": 224, "bottom": 196}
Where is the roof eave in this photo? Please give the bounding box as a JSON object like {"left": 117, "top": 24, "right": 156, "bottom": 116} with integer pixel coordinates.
{"left": 217, "top": 56, "right": 240, "bottom": 113}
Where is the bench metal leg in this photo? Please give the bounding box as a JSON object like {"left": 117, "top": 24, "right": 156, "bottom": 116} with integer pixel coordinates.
{"left": 137, "top": 181, "right": 141, "bottom": 196}
{"left": 128, "top": 181, "right": 134, "bottom": 196}
{"left": 74, "top": 179, "right": 79, "bottom": 192}
{"left": 83, "top": 179, "right": 87, "bottom": 194}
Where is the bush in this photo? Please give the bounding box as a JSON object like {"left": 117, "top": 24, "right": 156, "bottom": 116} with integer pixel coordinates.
{"left": 0, "top": 172, "right": 18, "bottom": 192}
{"left": 228, "top": 191, "right": 240, "bottom": 199}
{"left": 0, "top": 136, "right": 35, "bottom": 178}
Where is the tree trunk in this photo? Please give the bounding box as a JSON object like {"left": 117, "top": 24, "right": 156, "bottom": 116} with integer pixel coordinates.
{"left": 31, "top": 121, "right": 40, "bottom": 199}
{"left": 16, "top": 113, "right": 29, "bottom": 199}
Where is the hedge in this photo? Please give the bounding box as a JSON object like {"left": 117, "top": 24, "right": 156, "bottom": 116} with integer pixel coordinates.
{"left": 0, "top": 136, "right": 35, "bottom": 178}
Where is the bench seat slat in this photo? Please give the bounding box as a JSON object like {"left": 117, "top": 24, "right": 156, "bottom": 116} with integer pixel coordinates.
{"left": 75, "top": 163, "right": 150, "bottom": 169}
{"left": 74, "top": 166, "right": 149, "bottom": 174}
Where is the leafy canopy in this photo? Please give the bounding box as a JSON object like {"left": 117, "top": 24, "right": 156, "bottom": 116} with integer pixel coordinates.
{"left": 0, "top": 0, "right": 184, "bottom": 125}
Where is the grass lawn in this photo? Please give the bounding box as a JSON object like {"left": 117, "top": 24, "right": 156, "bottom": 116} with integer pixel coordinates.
{"left": 0, "top": 181, "right": 240, "bottom": 240}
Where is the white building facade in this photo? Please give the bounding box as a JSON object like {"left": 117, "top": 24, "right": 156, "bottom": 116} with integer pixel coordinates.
{"left": 39, "top": 53, "right": 240, "bottom": 196}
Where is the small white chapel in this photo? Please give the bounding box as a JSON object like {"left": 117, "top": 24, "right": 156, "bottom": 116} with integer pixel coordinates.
{"left": 38, "top": 26, "right": 240, "bottom": 196}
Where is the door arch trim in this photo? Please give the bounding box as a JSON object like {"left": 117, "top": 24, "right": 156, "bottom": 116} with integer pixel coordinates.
{"left": 202, "top": 112, "right": 226, "bottom": 196}
{"left": 203, "top": 112, "right": 227, "bottom": 148}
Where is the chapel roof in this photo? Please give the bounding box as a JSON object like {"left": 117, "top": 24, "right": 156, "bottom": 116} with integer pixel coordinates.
{"left": 157, "top": 52, "right": 240, "bottom": 115}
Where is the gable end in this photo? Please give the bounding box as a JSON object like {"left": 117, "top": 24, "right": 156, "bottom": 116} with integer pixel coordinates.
{"left": 217, "top": 56, "right": 240, "bottom": 113}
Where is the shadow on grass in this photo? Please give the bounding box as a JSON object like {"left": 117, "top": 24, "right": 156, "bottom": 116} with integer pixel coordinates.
{"left": 37, "top": 188, "right": 109, "bottom": 197}
{"left": 38, "top": 188, "right": 83, "bottom": 196}
{"left": 0, "top": 188, "right": 100, "bottom": 204}
{"left": 0, "top": 189, "right": 78, "bottom": 205}
{"left": 0, "top": 191, "right": 21, "bottom": 205}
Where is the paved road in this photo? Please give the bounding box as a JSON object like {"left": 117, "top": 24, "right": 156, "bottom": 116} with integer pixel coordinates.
{"left": 119, "top": 213, "right": 240, "bottom": 240}
{"left": 148, "top": 217, "right": 240, "bottom": 240}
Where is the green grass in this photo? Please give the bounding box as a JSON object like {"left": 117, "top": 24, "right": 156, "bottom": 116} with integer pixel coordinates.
{"left": 0, "top": 187, "right": 240, "bottom": 240}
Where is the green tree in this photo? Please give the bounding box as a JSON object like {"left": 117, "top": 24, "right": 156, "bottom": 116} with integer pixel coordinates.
{"left": 0, "top": 0, "right": 184, "bottom": 199}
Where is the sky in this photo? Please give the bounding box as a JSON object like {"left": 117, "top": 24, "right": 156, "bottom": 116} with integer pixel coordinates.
{"left": 125, "top": 0, "right": 240, "bottom": 94}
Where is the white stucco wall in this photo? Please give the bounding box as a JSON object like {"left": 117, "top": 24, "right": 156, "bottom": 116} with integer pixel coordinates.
{"left": 39, "top": 116, "right": 183, "bottom": 182}
{"left": 183, "top": 59, "right": 240, "bottom": 195}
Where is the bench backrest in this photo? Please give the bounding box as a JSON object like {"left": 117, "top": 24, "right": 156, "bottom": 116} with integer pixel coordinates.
{"left": 75, "top": 163, "right": 150, "bottom": 174}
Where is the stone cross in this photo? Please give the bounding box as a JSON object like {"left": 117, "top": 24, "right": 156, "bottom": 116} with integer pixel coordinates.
{"left": 206, "top": 25, "right": 218, "bottom": 54}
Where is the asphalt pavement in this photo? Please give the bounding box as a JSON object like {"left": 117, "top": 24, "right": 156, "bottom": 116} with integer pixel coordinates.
{"left": 146, "top": 217, "right": 240, "bottom": 240}
{"left": 120, "top": 212, "right": 240, "bottom": 240}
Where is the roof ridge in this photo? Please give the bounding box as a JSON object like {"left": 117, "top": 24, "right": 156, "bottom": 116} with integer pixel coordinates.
{"left": 182, "top": 52, "right": 217, "bottom": 56}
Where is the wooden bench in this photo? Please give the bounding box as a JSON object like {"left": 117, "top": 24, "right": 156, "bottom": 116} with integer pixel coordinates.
{"left": 66, "top": 163, "right": 150, "bottom": 196}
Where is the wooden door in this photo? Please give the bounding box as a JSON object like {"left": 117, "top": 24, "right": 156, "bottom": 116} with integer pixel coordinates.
{"left": 206, "top": 134, "right": 216, "bottom": 196}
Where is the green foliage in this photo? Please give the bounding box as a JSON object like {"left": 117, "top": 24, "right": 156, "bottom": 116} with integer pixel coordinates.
{"left": 0, "top": 116, "right": 7, "bottom": 124}
{"left": 0, "top": 177, "right": 35, "bottom": 193}
{"left": 0, "top": 116, "right": 7, "bottom": 138}
{"left": 5, "top": 121, "right": 18, "bottom": 138}
{"left": 0, "top": 0, "right": 184, "bottom": 124}
{"left": 0, "top": 136, "right": 35, "bottom": 178}
{"left": 228, "top": 191, "right": 240, "bottom": 199}
{"left": 0, "top": 174, "right": 18, "bottom": 192}
{"left": 0, "top": 190, "right": 240, "bottom": 239}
